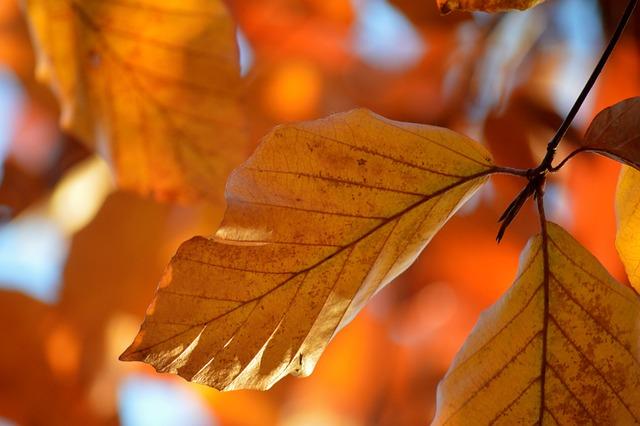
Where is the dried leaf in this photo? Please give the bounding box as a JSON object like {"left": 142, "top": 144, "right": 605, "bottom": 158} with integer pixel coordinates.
{"left": 121, "top": 108, "right": 495, "bottom": 390}
{"left": 437, "top": 0, "right": 546, "bottom": 14}
{"left": 581, "top": 97, "right": 640, "bottom": 171}
{"left": 23, "top": 0, "right": 249, "bottom": 201}
{"left": 616, "top": 166, "right": 640, "bottom": 294}
{"left": 434, "top": 222, "right": 640, "bottom": 424}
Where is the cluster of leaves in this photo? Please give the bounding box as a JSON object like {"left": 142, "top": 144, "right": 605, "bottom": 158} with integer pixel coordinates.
{"left": 8, "top": 0, "right": 640, "bottom": 423}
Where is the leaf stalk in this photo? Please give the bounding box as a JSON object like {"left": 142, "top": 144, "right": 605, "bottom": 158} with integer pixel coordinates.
{"left": 496, "top": 0, "right": 638, "bottom": 241}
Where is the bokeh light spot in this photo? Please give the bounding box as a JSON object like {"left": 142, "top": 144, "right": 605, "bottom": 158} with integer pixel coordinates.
{"left": 49, "top": 156, "right": 113, "bottom": 235}
{"left": 352, "top": 0, "right": 425, "bottom": 72}
{"left": 0, "top": 213, "right": 68, "bottom": 303}
{"left": 118, "top": 374, "right": 216, "bottom": 426}
{"left": 263, "top": 61, "right": 322, "bottom": 122}
{"left": 0, "top": 68, "right": 24, "bottom": 172}
{"left": 236, "top": 29, "right": 254, "bottom": 77}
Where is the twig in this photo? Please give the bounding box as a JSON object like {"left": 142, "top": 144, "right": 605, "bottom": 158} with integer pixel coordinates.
{"left": 491, "top": 166, "right": 531, "bottom": 177}
{"left": 537, "top": 0, "right": 638, "bottom": 173}
{"left": 496, "top": 0, "right": 638, "bottom": 241}
{"left": 548, "top": 148, "right": 587, "bottom": 172}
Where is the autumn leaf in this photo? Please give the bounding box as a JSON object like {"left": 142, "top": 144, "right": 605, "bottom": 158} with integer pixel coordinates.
{"left": 578, "top": 97, "right": 640, "bottom": 170}
{"left": 584, "top": 98, "right": 640, "bottom": 294}
{"left": 23, "top": 0, "right": 249, "bottom": 201}
{"left": 120, "top": 108, "right": 496, "bottom": 390}
{"left": 436, "top": 0, "right": 546, "bottom": 14}
{"left": 434, "top": 222, "right": 640, "bottom": 424}
{"left": 616, "top": 166, "right": 640, "bottom": 294}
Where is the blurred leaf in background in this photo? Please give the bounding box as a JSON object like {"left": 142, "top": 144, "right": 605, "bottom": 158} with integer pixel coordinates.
{"left": 0, "top": 0, "right": 638, "bottom": 424}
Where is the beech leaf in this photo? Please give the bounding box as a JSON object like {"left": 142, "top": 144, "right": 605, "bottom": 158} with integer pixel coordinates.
{"left": 23, "top": 0, "right": 248, "bottom": 201}
{"left": 616, "top": 166, "right": 640, "bottom": 294}
{"left": 436, "top": 0, "right": 546, "bottom": 14}
{"left": 434, "top": 222, "right": 640, "bottom": 424}
{"left": 121, "top": 108, "right": 496, "bottom": 390}
{"left": 580, "top": 97, "right": 640, "bottom": 171}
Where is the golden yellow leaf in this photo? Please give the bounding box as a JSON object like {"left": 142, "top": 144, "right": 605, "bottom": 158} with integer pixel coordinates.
{"left": 434, "top": 222, "right": 640, "bottom": 425}
{"left": 616, "top": 166, "right": 640, "bottom": 294}
{"left": 121, "top": 108, "right": 496, "bottom": 390}
{"left": 436, "top": 0, "right": 546, "bottom": 14}
{"left": 24, "top": 0, "right": 248, "bottom": 201}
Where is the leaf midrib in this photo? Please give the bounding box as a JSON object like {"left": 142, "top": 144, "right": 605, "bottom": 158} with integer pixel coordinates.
{"left": 125, "top": 168, "right": 495, "bottom": 357}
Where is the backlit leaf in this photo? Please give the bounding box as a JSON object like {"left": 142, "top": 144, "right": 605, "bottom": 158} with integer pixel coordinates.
{"left": 436, "top": 0, "right": 546, "bottom": 14}
{"left": 616, "top": 166, "right": 640, "bottom": 293}
{"left": 580, "top": 97, "right": 640, "bottom": 171}
{"left": 434, "top": 222, "right": 640, "bottom": 424}
{"left": 121, "top": 108, "right": 496, "bottom": 390}
{"left": 23, "top": 0, "right": 248, "bottom": 201}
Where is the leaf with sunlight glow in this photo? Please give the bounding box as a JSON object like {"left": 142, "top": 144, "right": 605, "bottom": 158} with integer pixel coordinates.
{"left": 121, "top": 108, "right": 495, "bottom": 390}
{"left": 24, "top": 0, "right": 249, "bottom": 201}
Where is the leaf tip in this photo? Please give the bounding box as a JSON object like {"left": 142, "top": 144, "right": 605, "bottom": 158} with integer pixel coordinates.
{"left": 118, "top": 332, "right": 146, "bottom": 362}
{"left": 339, "top": 107, "right": 378, "bottom": 123}
{"left": 118, "top": 345, "right": 140, "bottom": 362}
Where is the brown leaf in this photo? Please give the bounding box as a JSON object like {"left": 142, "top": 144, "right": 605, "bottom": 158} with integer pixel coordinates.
{"left": 437, "top": 0, "right": 546, "bottom": 14}
{"left": 23, "top": 0, "right": 249, "bottom": 201}
{"left": 580, "top": 97, "right": 640, "bottom": 171}
{"left": 121, "top": 108, "right": 496, "bottom": 390}
{"left": 434, "top": 222, "right": 640, "bottom": 424}
{"left": 0, "top": 136, "right": 89, "bottom": 220}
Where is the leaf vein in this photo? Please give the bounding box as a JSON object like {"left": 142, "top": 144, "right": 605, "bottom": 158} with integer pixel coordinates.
{"left": 442, "top": 330, "right": 543, "bottom": 426}
{"left": 487, "top": 375, "right": 541, "bottom": 425}
{"left": 292, "top": 127, "right": 473, "bottom": 178}
{"left": 244, "top": 167, "right": 429, "bottom": 197}
{"left": 550, "top": 272, "right": 640, "bottom": 367}
{"left": 549, "top": 315, "right": 640, "bottom": 421}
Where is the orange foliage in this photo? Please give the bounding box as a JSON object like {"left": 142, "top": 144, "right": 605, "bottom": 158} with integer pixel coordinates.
{"left": 0, "top": 0, "right": 639, "bottom": 424}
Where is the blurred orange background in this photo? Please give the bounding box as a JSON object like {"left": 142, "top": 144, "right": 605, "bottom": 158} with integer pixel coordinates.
{"left": 0, "top": 0, "right": 638, "bottom": 424}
